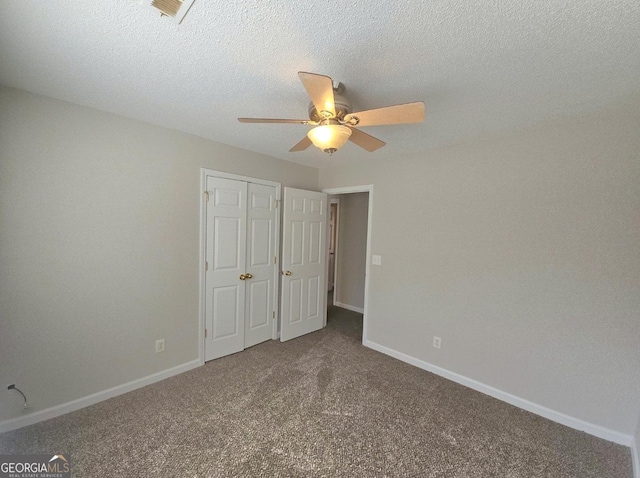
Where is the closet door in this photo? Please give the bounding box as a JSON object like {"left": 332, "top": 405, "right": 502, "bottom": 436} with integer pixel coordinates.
{"left": 204, "top": 177, "right": 247, "bottom": 361}
{"left": 244, "top": 183, "right": 277, "bottom": 348}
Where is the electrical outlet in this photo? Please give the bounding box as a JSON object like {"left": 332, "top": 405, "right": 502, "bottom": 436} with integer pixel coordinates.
{"left": 372, "top": 255, "right": 382, "bottom": 266}
{"left": 433, "top": 336, "right": 441, "bottom": 349}
{"left": 155, "top": 339, "right": 165, "bottom": 353}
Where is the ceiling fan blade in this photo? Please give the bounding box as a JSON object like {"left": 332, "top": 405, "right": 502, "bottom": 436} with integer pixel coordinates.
{"left": 344, "top": 102, "right": 425, "bottom": 127}
{"left": 298, "top": 72, "right": 336, "bottom": 117}
{"left": 289, "top": 136, "right": 312, "bottom": 152}
{"left": 238, "top": 118, "right": 311, "bottom": 124}
{"left": 348, "top": 127, "right": 386, "bottom": 152}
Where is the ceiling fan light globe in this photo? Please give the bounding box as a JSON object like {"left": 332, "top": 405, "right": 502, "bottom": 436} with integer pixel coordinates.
{"left": 307, "top": 124, "right": 352, "bottom": 154}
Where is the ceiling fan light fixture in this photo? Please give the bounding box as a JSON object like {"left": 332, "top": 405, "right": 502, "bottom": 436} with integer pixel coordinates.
{"left": 307, "top": 124, "right": 352, "bottom": 154}
{"left": 238, "top": 71, "right": 425, "bottom": 154}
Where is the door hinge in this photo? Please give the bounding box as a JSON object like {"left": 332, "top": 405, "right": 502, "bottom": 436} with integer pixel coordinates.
{"left": 205, "top": 328, "right": 208, "bottom": 338}
{"left": 274, "top": 199, "right": 279, "bottom": 208}
{"left": 205, "top": 261, "right": 208, "bottom": 271}
{"left": 272, "top": 311, "right": 275, "bottom": 319}
{"left": 274, "top": 255, "right": 277, "bottom": 264}
{"left": 204, "top": 191, "right": 210, "bottom": 202}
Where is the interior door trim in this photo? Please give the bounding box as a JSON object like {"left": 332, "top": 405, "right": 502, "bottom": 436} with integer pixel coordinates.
{"left": 199, "top": 168, "right": 281, "bottom": 365}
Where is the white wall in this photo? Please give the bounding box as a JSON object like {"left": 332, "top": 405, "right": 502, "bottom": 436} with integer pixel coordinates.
{"left": 335, "top": 193, "right": 368, "bottom": 311}
{"left": 0, "top": 86, "right": 318, "bottom": 423}
{"left": 319, "top": 106, "right": 640, "bottom": 437}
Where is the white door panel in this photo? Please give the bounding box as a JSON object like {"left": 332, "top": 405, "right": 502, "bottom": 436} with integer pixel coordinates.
{"left": 249, "top": 219, "right": 271, "bottom": 266}
{"left": 211, "top": 286, "right": 241, "bottom": 338}
{"left": 247, "top": 280, "right": 270, "bottom": 328}
{"left": 307, "top": 275, "right": 321, "bottom": 318}
{"left": 213, "top": 217, "right": 242, "bottom": 270}
{"left": 308, "top": 221, "right": 322, "bottom": 264}
{"left": 281, "top": 188, "right": 328, "bottom": 342}
{"left": 205, "top": 177, "right": 247, "bottom": 361}
{"left": 288, "top": 277, "right": 303, "bottom": 324}
{"left": 244, "top": 183, "right": 277, "bottom": 348}
{"left": 290, "top": 221, "right": 304, "bottom": 265}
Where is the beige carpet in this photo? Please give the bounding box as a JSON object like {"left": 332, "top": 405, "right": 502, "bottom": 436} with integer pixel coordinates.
{"left": 0, "top": 305, "right": 632, "bottom": 477}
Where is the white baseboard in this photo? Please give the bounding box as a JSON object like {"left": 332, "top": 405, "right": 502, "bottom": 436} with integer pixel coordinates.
{"left": 0, "top": 359, "right": 201, "bottom": 434}
{"left": 632, "top": 436, "right": 639, "bottom": 478}
{"left": 363, "top": 339, "right": 633, "bottom": 447}
{"left": 334, "top": 301, "right": 364, "bottom": 314}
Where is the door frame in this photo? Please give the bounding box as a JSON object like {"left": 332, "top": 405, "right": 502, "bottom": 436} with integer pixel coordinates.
{"left": 199, "top": 168, "right": 281, "bottom": 365}
{"left": 321, "top": 185, "right": 373, "bottom": 344}
{"left": 328, "top": 198, "right": 340, "bottom": 305}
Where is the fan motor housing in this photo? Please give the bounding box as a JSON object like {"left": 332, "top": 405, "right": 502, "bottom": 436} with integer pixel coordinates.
{"left": 308, "top": 86, "right": 352, "bottom": 122}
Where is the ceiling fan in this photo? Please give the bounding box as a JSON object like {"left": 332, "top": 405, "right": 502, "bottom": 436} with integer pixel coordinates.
{"left": 238, "top": 72, "right": 425, "bottom": 155}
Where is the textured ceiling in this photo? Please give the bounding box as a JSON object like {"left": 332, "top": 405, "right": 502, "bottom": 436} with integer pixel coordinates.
{"left": 1, "top": 1, "right": 639, "bottom": 168}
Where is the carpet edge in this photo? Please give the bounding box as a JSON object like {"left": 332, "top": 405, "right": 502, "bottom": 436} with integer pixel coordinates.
{"left": 363, "top": 339, "right": 633, "bottom": 447}
{"left": 0, "top": 359, "right": 202, "bottom": 434}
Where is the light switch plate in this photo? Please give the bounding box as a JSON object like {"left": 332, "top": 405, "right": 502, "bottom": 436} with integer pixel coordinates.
{"left": 372, "top": 255, "right": 382, "bottom": 265}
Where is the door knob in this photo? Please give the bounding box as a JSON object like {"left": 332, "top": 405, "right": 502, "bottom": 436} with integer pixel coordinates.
{"left": 244, "top": 273, "right": 253, "bottom": 279}
{"left": 284, "top": 270, "right": 292, "bottom": 276}
{"left": 239, "top": 274, "right": 246, "bottom": 280}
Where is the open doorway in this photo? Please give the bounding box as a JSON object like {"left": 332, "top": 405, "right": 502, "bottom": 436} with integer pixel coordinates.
{"left": 323, "top": 185, "right": 373, "bottom": 344}
{"left": 329, "top": 192, "right": 368, "bottom": 313}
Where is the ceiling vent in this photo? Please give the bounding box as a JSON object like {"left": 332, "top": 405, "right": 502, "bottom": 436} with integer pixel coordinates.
{"left": 141, "top": 0, "right": 195, "bottom": 24}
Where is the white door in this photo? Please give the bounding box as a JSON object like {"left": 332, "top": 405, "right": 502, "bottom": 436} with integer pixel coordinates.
{"left": 244, "top": 183, "right": 277, "bottom": 348}
{"left": 204, "top": 177, "right": 278, "bottom": 361}
{"left": 281, "top": 188, "right": 328, "bottom": 342}
{"left": 205, "top": 177, "right": 247, "bottom": 361}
